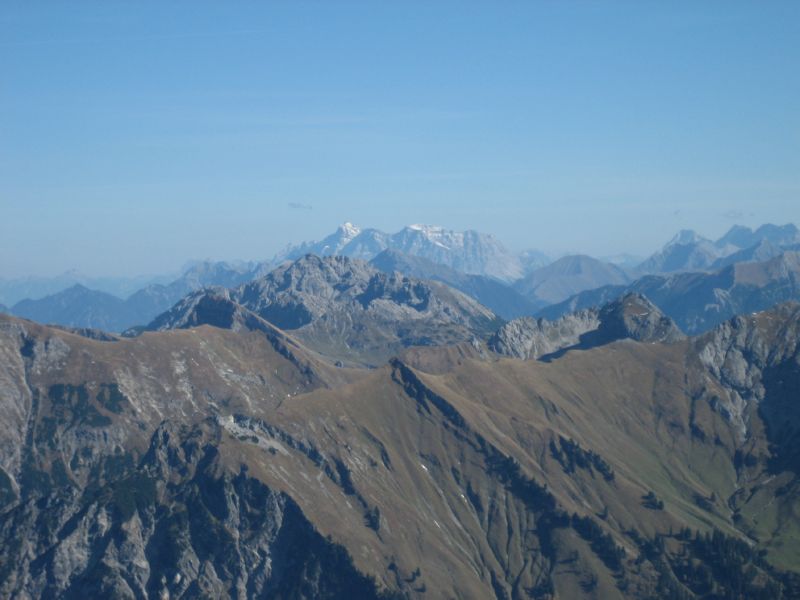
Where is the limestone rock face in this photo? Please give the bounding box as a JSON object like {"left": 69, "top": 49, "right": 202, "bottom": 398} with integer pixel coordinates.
{"left": 694, "top": 302, "right": 800, "bottom": 441}
{"left": 487, "top": 311, "right": 600, "bottom": 360}
{"left": 0, "top": 420, "right": 389, "bottom": 600}
{"left": 146, "top": 255, "right": 500, "bottom": 366}
{"left": 275, "top": 222, "right": 526, "bottom": 282}
{"left": 594, "top": 293, "right": 685, "bottom": 345}
{"left": 370, "top": 249, "right": 539, "bottom": 319}
{"left": 489, "top": 293, "right": 684, "bottom": 360}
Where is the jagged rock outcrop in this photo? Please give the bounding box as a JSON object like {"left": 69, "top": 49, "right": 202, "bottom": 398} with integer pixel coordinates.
{"left": 489, "top": 293, "right": 683, "bottom": 360}
{"left": 693, "top": 302, "right": 800, "bottom": 443}
{"left": 275, "top": 222, "right": 526, "bottom": 282}
{"left": 0, "top": 420, "right": 393, "bottom": 600}
{"left": 50, "top": 325, "right": 120, "bottom": 341}
{"left": 593, "top": 292, "right": 685, "bottom": 344}
{"left": 487, "top": 310, "right": 600, "bottom": 360}
{"left": 370, "top": 249, "right": 538, "bottom": 319}
{"left": 145, "top": 255, "right": 500, "bottom": 365}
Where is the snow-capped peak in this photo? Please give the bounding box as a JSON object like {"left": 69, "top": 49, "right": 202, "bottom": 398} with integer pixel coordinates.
{"left": 408, "top": 224, "right": 445, "bottom": 234}
{"left": 337, "top": 222, "right": 361, "bottom": 240}
{"left": 666, "top": 229, "right": 707, "bottom": 247}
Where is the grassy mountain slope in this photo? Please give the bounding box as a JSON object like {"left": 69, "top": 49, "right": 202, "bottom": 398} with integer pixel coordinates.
{"left": 1, "top": 303, "right": 799, "bottom": 598}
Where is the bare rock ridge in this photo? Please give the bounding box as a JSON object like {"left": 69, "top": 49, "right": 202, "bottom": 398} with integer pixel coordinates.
{"left": 489, "top": 293, "right": 684, "bottom": 359}
{"left": 715, "top": 223, "right": 800, "bottom": 252}
{"left": 711, "top": 238, "right": 799, "bottom": 270}
{"left": 693, "top": 301, "right": 800, "bottom": 449}
{"left": 276, "top": 222, "right": 528, "bottom": 282}
{"left": 635, "top": 230, "right": 721, "bottom": 274}
{"left": 143, "top": 254, "right": 500, "bottom": 366}
{"left": 0, "top": 418, "right": 394, "bottom": 599}
{"left": 635, "top": 223, "right": 800, "bottom": 274}
{"left": 369, "top": 248, "right": 539, "bottom": 319}
{"left": 487, "top": 309, "right": 599, "bottom": 360}
{"left": 592, "top": 291, "right": 686, "bottom": 344}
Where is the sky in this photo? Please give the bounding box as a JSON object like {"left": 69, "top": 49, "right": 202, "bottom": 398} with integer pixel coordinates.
{"left": 1, "top": 1, "right": 798, "bottom": 278}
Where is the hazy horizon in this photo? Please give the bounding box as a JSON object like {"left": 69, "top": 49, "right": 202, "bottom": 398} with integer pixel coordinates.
{"left": 1, "top": 218, "right": 796, "bottom": 281}
{"left": 2, "top": 2, "right": 798, "bottom": 278}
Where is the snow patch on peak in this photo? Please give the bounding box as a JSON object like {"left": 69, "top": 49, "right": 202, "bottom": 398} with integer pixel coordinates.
{"left": 338, "top": 222, "right": 361, "bottom": 239}
{"left": 667, "top": 229, "right": 707, "bottom": 247}
{"left": 408, "top": 224, "right": 445, "bottom": 234}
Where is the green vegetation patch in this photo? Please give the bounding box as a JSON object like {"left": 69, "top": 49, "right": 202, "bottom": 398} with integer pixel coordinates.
{"left": 109, "top": 473, "right": 157, "bottom": 520}
{"left": 549, "top": 435, "right": 615, "bottom": 481}
{"left": 47, "top": 383, "right": 112, "bottom": 428}
{"left": 96, "top": 383, "right": 128, "bottom": 414}
{"left": 642, "top": 528, "right": 800, "bottom": 599}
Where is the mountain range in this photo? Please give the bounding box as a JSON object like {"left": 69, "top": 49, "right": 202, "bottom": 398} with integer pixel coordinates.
{"left": 0, "top": 270, "right": 179, "bottom": 307}
{"left": 513, "top": 255, "right": 632, "bottom": 306}
{"left": 4, "top": 221, "right": 800, "bottom": 598}
{"left": 634, "top": 223, "right": 800, "bottom": 275}
{"left": 541, "top": 250, "right": 800, "bottom": 334}
{"left": 138, "top": 254, "right": 499, "bottom": 367}
{"left": 276, "top": 222, "right": 532, "bottom": 282}
{"left": 2, "top": 293, "right": 800, "bottom": 597}
{"left": 7, "top": 222, "right": 800, "bottom": 338}
{"left": 9, "top": 261, "right": 262, "bottom": 333}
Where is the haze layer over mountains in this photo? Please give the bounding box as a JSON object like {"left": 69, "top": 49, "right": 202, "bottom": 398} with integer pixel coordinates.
{"left": 2, "top": 221, "right": 800, "bottom": 598}
{"left": 3, "top": 221, "right": 799, "bottom": 337}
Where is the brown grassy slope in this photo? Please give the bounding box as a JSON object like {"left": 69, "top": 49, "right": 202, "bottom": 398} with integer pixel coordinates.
{"left": 1, "top": 309, "right": 798, "bottom": 598}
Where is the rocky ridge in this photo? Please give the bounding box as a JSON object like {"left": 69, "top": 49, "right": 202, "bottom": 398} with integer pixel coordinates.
{"left": 489, "top": 293, "right": 684, "bottom": 360}
{"left": 540, "top": 250, "right": 800, "bottom": 335}
{"left": 144, "top": 255, "right": 500, "bottom": 366}
{"left": 370, "top": 249, "right": 538, "bottom": 319}
{"left": 275, "top": 222, "right": 528, "bottom": 282}
{"left": 635, "top": 223, "right": 800, "bottom": 275}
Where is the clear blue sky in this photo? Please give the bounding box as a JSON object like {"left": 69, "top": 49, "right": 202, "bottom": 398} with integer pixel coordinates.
{"left": 1, "top": 1, "right": 798, "bottom": 277}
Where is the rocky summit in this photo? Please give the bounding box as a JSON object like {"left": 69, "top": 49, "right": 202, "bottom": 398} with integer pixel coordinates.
{"left": 489, "top": 293, "right": 684, "bottom": 360}
{"left": 513, "top": 255, "right": 631, "bottom": 306}
{"left": 274, "top": 223, "right": 527, "bottom": 282}
{"left": 141, "top": 254, "right": 500, "bottom": 367}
